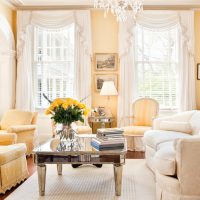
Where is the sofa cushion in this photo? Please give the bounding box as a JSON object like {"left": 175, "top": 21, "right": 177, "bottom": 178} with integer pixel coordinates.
{"left": 154, "top": 145, "right": 176, "bottom": 176}
{"left": 143, "top": 130, "right": 191, "bottom": 150}
{"left": 0, "top": 110, "right": 33, "bottom": 130}
{"left": 0, "top": 143, "right": 27, "bottom": 165}
{"left": 123, "top": 126, "right": 151, "bottom": 136}
{"left": 190, "top": 111, "right": 200, "bottom": 135}
{"left": 159, "top": 121, "right": 192, "bottom": 134}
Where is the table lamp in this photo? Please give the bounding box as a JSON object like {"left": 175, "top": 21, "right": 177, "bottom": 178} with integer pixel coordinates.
{"left": 100, "top": 81, "right": 118, "bottom": 117}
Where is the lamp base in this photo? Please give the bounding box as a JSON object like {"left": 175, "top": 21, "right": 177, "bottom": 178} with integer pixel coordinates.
{"left": 105, "top": 96, "right": 112, "bottom": 117}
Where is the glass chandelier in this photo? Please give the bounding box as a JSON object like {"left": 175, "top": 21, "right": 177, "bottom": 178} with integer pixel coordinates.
{"left": 94, "top": 0, "right": 143, "bottom": 22}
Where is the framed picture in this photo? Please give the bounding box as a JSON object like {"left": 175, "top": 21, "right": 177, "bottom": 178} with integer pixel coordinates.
{"left": 198, "top": 64, "right": 200, "bottom": 80}
{"left": 95, "top": 74, "right": 118, "bottom": 92}
{"left": 94, "top": 53, "right": 118, "bottom": 71}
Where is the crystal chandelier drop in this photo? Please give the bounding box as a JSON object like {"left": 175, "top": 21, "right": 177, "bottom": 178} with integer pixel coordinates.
{"left": 94, "top": 0, "right": 143, "bottom": 22}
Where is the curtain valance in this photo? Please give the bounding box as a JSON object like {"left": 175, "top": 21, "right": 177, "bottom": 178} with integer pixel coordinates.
{"left": 118, "top": 10, "right": 196, "bottom": 128}
{"left": 16, "top": 10, "right": 92, "bottom": 111}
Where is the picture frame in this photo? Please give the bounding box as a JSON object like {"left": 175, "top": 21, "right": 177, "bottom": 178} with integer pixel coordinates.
{"left": 95, "top": 74, "right": 118, "bottom": 92}
{"left": 94, "top": 53, "right": 118, "bottom": 71}
{"left": 197, "top": 63, "right": 200, "bottom": 80}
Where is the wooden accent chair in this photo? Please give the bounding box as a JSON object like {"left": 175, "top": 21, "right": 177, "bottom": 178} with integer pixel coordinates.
{"left": 122, "top": 98, "right": 159, "bottom": 151}
{"left": 0, "top": 132, "right": 28, "bottom": 193}
{"left": 0, "top": 110, "right": 38, "bottom": 155}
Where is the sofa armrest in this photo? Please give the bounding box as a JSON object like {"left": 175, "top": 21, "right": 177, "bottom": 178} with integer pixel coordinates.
{"left": 7, "top": 125, "right": 36, "bottom": 133}
{"left": 175, "top": 137, "right": 200, "bottom": 195}
{"left": 0, "top": 133, "right": 17, "bottom": 145}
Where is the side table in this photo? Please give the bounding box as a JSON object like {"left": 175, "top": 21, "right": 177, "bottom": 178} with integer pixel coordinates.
{"left": 88, "top": 116, "right": 115, "bottom": 133}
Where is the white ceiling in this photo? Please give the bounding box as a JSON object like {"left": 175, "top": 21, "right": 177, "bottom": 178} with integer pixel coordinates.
{"left": 6, "top": 0, "right": 200, "bottom": 9}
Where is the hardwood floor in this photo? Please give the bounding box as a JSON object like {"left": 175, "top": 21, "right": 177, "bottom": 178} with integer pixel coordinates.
{"left": 0, "top": 151, "right": 144, "bottom": 200}
{"left": 126, "top": 151, "right": 145, "bottom": 159}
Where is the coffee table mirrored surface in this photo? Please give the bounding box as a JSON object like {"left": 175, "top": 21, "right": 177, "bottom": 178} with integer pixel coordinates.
{"left": 33, "top": 135, "right": 127, "bottom": 197}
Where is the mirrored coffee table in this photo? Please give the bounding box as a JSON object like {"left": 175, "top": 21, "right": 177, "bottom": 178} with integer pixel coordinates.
{"left": 33, "top": 135, "right": 127, "bottom": 197}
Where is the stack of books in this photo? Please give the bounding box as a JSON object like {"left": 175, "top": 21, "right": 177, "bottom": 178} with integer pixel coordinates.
{"left": 91, "top": 128, "right": 125, "bottom": 150}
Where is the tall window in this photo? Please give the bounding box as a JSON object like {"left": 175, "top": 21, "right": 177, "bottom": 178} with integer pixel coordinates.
{"left": 135, "top": 25, "right": 179, "bottom": 110}
{"left": 33, "top": 24, "right": 75, "bottom": 109}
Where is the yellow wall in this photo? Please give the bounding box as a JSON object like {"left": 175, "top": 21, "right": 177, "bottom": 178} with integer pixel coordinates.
{"left": 0, "top": 7, "right": 199, "bottom": 124}
{"left": 0, "top": 2, "right": 16, "bottom": 39}
{"left": 91, "top": 10, "right": 119, "bottom": 128}
{"left": 91, "top": 10, "right": 200, "bottom": 128}
{"left": 195, "top": 11, "right": 200, "bottom": 109}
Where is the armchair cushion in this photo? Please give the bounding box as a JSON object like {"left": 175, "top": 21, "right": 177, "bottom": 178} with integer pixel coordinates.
{"left": 159, "top": 121, "right": 192, "bottom": 134}
{"left": 76, "top": 126, "right": 92, "bottom": 134}
{"left": 0, "top": 143, "right": 27, "bottom": 165}
{"left": 0, "top": 110, "right": 33, "bottom": 130}
{"left": 123, "top": 126, "right": 151, "bottom": 136}
{"left": 0, "top": 132, "right": 17, "bottom": 145}
{"left": 7, "top": 125, "right": 36, "bottom": 133}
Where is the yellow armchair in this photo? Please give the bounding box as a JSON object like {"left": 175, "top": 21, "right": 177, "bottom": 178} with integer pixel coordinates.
{"left": 121, "top": 98, "right": 159, "bottom": 151}
{"left": 0, "top": 110, "right": 38, "bottom": 155}
{"left": 0, "top": 132, "right": 17, "bottom": 146}
{"left": 0, "top": 133, "right": 28, "bottom": 193}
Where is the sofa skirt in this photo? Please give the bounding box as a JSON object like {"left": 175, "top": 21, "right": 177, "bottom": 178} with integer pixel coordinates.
{"left": 0, "top": 155, "right": 29, "bottom": 193}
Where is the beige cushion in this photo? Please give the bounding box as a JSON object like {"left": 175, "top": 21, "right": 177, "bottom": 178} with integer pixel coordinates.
{"left": 0, "top": 110, "right": 33, "bottom": 130}
{"left": 77, "top": 126, "right": 92, "bottom": 134}
{"left": 123, "top": 126, "right": 151, "bottom": 136}
{"left": 143, "top": 130, "right": 191, "bottom": 150}
{"left": 154, "top": 145, "right": 176, "bottom": 176}
{"left": 160, "top": 121, "right": 192, "bottom": 134}
{"left": 0, "top": 143, "right": 27, "bottom": 165}
{"left": 0, "top": 132, "right": 17, "bottom": 145}
{"left": 7, "top": 125, "right": 36, "bottom": 133}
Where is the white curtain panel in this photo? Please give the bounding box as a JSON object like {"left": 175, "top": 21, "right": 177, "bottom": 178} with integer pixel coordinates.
{"left": 16, "top": 11, "right": 34, "bottom": 111}
{"left": 118, "top": 10, "right": 196, "bottom": 127}
{"left": 0, "top": 15, "right": 16, "bottom": 117}
{"left": 178, "top": 11, "right": 196, "bottom": 111}
{"left": 118, "top": 19, "right": 136, "bottom": 127}
{"left": 16, "top": 10, "right": 92, "bottom": 111}
{"left": 74, "top": 11, "right": 92, "bottom": 108}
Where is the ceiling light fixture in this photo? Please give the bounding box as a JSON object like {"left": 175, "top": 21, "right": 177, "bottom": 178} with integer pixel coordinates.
{"left": 94, "top": 0, "right": 143, "bottom": 22}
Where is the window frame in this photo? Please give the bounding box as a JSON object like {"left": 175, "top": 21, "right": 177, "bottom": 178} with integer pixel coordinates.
{"left": 33, "top": 24, "right": 75, "bottom": 110}
{"left": 134, "top": 25, "right": 179, "bottom": 111}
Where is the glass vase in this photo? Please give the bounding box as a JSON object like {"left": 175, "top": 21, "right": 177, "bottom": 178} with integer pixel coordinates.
{"left": 56, "top": 123, "right": 76, "bottom": 146}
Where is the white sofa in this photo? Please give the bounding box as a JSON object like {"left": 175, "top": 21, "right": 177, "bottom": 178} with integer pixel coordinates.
{"left": 143, "top": 110, "right": 200, "bottom": 200}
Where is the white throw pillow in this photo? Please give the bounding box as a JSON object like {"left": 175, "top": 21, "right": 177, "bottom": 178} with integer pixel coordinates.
{"left": 189, "top": 111, "right": 200, "bottom": 135}
{"left": 160, "top": 121, "right": 192, "bottom": 134}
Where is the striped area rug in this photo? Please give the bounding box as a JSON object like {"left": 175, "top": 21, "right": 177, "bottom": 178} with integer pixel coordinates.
{"left": 6, "top": 159, "right": 155, "bottom": 200}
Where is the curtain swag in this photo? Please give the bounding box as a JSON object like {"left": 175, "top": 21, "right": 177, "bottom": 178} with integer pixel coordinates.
{"left": 118, "top": 10, "right": 196, "bottom": 126}
{"left": 16, "top": 10, "right": 92, "bottom": 111}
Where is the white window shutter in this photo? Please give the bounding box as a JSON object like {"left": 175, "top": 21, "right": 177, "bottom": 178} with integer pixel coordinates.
{"left": 33, "top": 24, "right": 75, "bottom": 108}
{"left": 135, "top": 25, "right": 179, "bottom": 110}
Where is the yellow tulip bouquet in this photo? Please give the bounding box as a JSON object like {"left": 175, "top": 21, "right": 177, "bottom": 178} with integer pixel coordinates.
{"left": 44, "top": 95, "right": 90, "bottom": 143}
{"left": 45, "top": 97, "right": 90, "bottom": 126}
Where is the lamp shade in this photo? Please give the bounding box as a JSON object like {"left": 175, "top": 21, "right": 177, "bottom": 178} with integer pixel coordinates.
{"left": 100, "top": 81, "right": 118, "bottom": 96}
